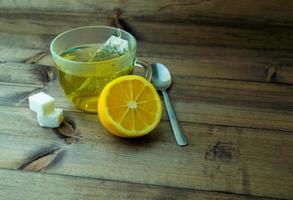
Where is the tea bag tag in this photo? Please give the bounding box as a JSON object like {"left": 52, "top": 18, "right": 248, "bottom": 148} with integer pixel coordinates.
{"left": 103, "top": 35, "right": 129, "bottom": 53}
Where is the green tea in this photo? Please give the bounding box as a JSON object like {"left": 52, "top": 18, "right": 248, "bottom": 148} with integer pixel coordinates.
{"left": 58, "top": 43, "right": 132, "bottom": 113}
{"left": 61, "top": 43, "right": 126, "bottom": 62}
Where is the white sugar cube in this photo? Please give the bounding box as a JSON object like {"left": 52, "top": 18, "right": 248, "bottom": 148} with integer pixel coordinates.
{"left": 29, "top": 92, "right": 64, "bottom": 128}
{"left": 104, "top": 35, "right": 129, "bottom": 53}
{"left": 29, "top": 92, "right": 55, "bottom": 115}
{"left": 37, "top": 108, "right": 64, "bottom": 128}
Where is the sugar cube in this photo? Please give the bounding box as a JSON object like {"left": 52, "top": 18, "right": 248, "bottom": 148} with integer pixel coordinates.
{"left": 29, "top": 92, "right": 64, "bottom": 128}
{"left": 37, "top": 108, "right": 64, "bottom": 128}
{"left": 103, "top": 35, "right": 129, "bottom": 53}
{"left": 29, "top": 92, "right": 55, "bottom": 115}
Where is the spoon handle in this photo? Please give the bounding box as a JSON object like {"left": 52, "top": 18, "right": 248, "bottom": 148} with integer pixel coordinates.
{"left": 162, "top": 91, "right": 188, "bottom": 146}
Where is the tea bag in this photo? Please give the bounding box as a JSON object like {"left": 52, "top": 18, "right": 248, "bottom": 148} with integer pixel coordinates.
{"left": 88, "top": 35, "right": 129, "bottom": 62}
{"left": 103, "top": 35, "right": 129, "bottom": 53}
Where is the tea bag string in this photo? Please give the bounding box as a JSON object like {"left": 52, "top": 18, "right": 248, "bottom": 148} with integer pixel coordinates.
{"left": 117, "top": 28, "right": 122, "bottom": 38}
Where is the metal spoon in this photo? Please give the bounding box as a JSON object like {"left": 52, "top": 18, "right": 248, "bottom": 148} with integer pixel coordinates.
{"left": 151, "top": 63, "right": 188, "bottom": 146}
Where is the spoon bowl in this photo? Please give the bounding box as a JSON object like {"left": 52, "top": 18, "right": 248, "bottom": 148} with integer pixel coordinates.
{"left": 151, "top": 63, "right": 171, "bottom": 91}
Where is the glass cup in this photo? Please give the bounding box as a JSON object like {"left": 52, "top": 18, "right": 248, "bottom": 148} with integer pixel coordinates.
{"left": 50, "top": 26, "right": 152, "bottom": 113}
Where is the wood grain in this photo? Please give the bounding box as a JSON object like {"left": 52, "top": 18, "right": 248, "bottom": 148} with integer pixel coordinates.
{"left": 0, "top": 12, "right": 293, "bottom": 48}
{"left": 128, "top": 20, "right": 293, "bottom": 49}
{"left": 0, "top": 106, "right": 292, "bottom": 199}
{"left": 1, "top": 0, "right": 293, "bottom": 26}
{"left": 2, "top": 62, "right": 293, "bottom": 132}
{"left": 3, "top": 63, "right": 293, "bottom": 112}
{"left": 0, "top": 169, "right": 270, "bottom": 200}
{"left": 0, "top": 32, "right": 293, "bottom": 84}
{"left": 1, "top": 0, "right": 293, "bottom": 198}
{"left": 0, "top": 63, "right": 52, "bottom": 85}
{"left": 1, "top": 32, "right": 292, "bottom": 60}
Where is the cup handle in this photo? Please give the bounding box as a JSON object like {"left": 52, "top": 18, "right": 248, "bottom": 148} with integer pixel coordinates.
{"left": 134, "top": 58, "right": 153, "bottom": 81}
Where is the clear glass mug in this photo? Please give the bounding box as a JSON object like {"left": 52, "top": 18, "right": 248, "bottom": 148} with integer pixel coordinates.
{"left": 50, "top": 26, "right": 152, "bottom": 113}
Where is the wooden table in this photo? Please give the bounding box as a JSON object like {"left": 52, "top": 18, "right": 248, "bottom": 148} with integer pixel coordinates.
{"left": 1, "top": 1, "right": 293, "bottom": 199}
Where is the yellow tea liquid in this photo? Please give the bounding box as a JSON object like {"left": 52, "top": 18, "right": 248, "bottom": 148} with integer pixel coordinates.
{"left": 58, "top": 43, "right": 132, "bottom": 113}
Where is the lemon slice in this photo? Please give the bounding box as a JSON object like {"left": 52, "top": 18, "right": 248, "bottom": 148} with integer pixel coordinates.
{"left": 98, "top": 75, "right": 162, "bottom": 138}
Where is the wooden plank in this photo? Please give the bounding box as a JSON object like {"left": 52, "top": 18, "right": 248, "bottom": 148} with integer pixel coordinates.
{"left": 44, "top": 87, "right": 293, "bottom": 131}
{"left": 129, "top": 20, "right": 293, "bottom": 49}
{"left": 3, "top": 63, "right": 293, "bottom": 111}
{"left": 0, "top": 32, "right": 51, "bottom": 49}
{"left": 2, "top": 47, "right": 293, "bottom": 85}
{"left": 36, "top": 53, "right": 293, "bottom": 85}
{"left": 2, "top": 63, "right": 293, "bottom": 131}
{"left": 0, "top": 106, "right": 292, "bottom": 199}
{"left": 0, "top": 47, "right": 42, "bottom": 63}
{"left": 0, "top": 32, "right": 292, "bottom": 60}
{"left": 0, "top": 33, "right": 51, "bottom": 62}
{"left": 138, "top": 42, "right": 293, "bottom": 63}
{"left": 0, "top": 63, "right": 52, "bottom": 85}
{"left": 1, "top": 0, "right": 293, "bottom": 26}
{"left": 3, "top": 80, "right": 293, "bottom": 132}
{"left": 171, "top": 76, "right": 293, "bottom": 110}
{"left": 1, "top": 32, "right": 293, "bottom": 84}
{"left": 1, "top": 12, "right": 293, "bottom": 49}
{"left": 0, "top": 169, "right": 270, "bottom": 200}
{"left": 0, "top": 31, "right": 292, "bottom": 63}
{"left": 5, "top": 54, "right": 293, "bottom": 86}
